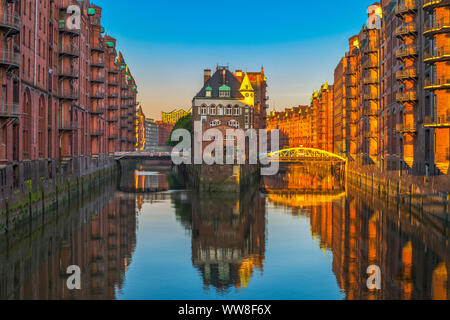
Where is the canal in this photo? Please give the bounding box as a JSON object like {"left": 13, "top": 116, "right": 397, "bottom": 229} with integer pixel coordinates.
{"left": 0, "top": 164, "right": 448, "bottom": 300}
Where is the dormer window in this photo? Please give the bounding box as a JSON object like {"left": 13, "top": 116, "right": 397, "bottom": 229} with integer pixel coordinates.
{"left": 205, "top": 86, "right": 212, "bottom": 98}
{"left": 219, "top": 84, "right": 231, "bottom": 98}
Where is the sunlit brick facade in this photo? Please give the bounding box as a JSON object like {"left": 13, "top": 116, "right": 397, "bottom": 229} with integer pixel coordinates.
{"left": 0, "top": 0, "right": 137, "bottom": 199}
{"left": 267, "top": 83, "right": 334, "bottom": 153}
{"left": 334, "top": 0, "right": 450, "bottom": 175}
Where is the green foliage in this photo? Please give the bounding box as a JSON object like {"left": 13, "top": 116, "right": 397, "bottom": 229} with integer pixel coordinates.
{"left": 166, "top": 113, "right": 192, "bottom": 146}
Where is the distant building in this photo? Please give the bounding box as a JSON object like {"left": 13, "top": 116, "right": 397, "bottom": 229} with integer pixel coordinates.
{"left": 161, "top": 108, "right": 192, "bottom": 124}
{"left": 136, "top": 105, "right": 146, "bottom": 151}
{"left": 144, "top": 119, "right": 159, "bottom": 150}
{"left": 157, "top": 121, "right": 175, "bottom": 146}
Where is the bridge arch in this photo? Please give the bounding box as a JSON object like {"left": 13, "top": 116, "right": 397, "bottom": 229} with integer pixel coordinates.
{"left": 267, "top": 147, "right": 347, "bottom": 163}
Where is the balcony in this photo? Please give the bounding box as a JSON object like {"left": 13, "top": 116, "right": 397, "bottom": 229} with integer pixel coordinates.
{"left": 108, "top": 105, "right": 119, "bottom": 110}
{"left": 396, "top": 68, "right": 417, "bottom": 80}
{"left": 364, "top": 132, "right": 378, "bottom": 139}
{"left": 363, "top": 108, "right": 378, "bottom": 117}
{"left": 58, "top": 19, "right": 80, "bottom": 36}
{"left": 363, "top": 75, "right": 378, "bottom": 84}
{"left": 396, "top": 123, "right": 417, "bottom": 134}
{"left": 59, "top": 45, "right": 79, "bottom": 57}
{"left": 363, "top": 59, "right": 378, "bottom": 69}
{"left": 108, "top": 93, "right": 118, "bottom": 98}
{"left": 396, "top": 90, "right": 417, "bottom": 102}
{"left": 90, "top": 74, "right": 105, "bottom": 83}
{"left": 91, "top": 129, "right": 105, "bottom": 137}
{"left": 108, "top": 80, "right": 119, "bottom": 86}
{"left": 395, "top": 45, "right": 418, "bottom": 59}
{"left": 108, "top": 134, "right": 118, "bottom": 139}
{"left": 58, "top": 68, "right": 79, "bottom": 79}
{"left": 424, "top": 18, "right": 450, "bottom": 37}
{"left": 423, "top": 0, "right": 450, "bottom": 11}
{"left": 90, "top": 107, "right": 105, "bottom": 115}
{"left": 395, "top": 23, "right": 418, "bottom": 37}
{"left": 363, "top": 92, "right": 379, "bottom": 100}
{"left": 91, "top": 44, "right": 105, "bottom": 53}
{"left": 59, "top": 90, "right": 79, "bottom": 100}
{"left": 0, "top": 104, "right": 20, "bottom": 118}
{"left": 90, "top": 59, "right": 105, "bottom": 68}
{"left": 59, "top": 120, "right": 77, "bottom": 131}
{"left": 424, "top": 46, "right": 450, "bottom": 63}
{"left": 107, "top": 118, "right": 118, "bottom": 123}
{"left": 90, "top": 92, "right": 105, "bottom": 99}
{"left": 346, "top": 77, "right": 357, "bottom": 87}
{"left": 0, "top": 12, "right": 21, "bottom": 35}
{"left": 424, "top": 114, "right": 450, "bottom": 128}
{"left": 0, "top": 50, "right": 20, "bottom": 69}
{"left": 424, "top": 77, "right": 450, "bottom": 90}
{"left": 108, "top": 68, "right": 120, "bottom": 74}
{"left": 345, "top": 67, "right": 357, "bottom": 76}
{"left": 364, "top": 43, "right": 379, "bottom": 53}
{"left": 395, "top": 1, "right": 418, "bottom": 15}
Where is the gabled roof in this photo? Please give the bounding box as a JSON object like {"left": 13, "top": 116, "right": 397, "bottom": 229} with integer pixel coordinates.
{"left": 195, "top": 68, "right": 244, "bottom": 100}
{"left": 239, "top": 73, "right": 254, "bottom": 92}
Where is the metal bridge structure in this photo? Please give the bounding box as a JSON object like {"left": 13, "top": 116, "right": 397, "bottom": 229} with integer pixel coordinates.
{"left": 266, "top": 148, "right": 347, "bottom": 163}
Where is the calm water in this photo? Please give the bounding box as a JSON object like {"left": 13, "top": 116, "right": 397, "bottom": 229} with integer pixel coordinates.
{"left": 0, "top": 164, "right": 448, "bottom": 300}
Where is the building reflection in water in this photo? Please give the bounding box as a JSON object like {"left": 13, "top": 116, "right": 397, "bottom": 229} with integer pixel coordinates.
{"left": 0, "top": 187, "right": 138, "bottom": 300}
{"left": 265, "top": 164, "right": 449, "bottom": 300}
{"left": 187, "top": 190, "right": 266, "bottom": 294}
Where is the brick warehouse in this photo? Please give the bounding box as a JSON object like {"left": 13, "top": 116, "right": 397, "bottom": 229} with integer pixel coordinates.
{"left": 0, "top": 0, "right": 137, "bottom": 201}
{"left": 268, "top": 0, "right": 450, "bottom": 177}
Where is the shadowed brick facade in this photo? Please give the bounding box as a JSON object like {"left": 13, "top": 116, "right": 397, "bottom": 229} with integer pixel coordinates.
{"left": 0, "top": 0, "right": 137, "bottom": 201}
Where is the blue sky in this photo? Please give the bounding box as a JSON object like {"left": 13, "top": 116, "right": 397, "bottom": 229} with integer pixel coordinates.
{"left": 94, "top": 0, "right": 374, "bottom": 119}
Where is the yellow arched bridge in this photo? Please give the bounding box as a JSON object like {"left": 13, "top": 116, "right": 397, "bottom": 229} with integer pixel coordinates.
{"left": 266, "top": 148, "right": 347, "bottom": 163}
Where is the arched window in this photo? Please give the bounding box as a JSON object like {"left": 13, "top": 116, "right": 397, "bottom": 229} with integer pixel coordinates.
{"left": 209, "top": 105, "right": 216, "bottom": 115}
{"left": 226, "top": 105, "right": 232, "bottom": 116}
{"left": 217, "top": 105, "right": 223, "bottom": 116}
{"left": 234, "top": 106, "right": 240, "bottom": 115}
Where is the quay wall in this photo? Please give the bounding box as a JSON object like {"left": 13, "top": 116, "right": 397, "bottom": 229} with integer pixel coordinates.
{"left": 183, "top": 164, "right": 260, "bottom": 193}
{"left": 347, "top": 163, "right": 450, "bottom": 222}
{"left": 0, "top": 156, "right": 119, "bottom": 235}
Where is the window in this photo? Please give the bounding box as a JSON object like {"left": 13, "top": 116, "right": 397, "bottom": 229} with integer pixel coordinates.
{"left": 227, "top": 120, "right": 239, "bottom": 128}
{"left": 210, "top": 106, "right": 216, "bottom": 115}
{"left": 210, "top": 120, "right": 221, "bottom": 127}
{"left": 234, "top": 106, "right": 239, "bottom": 115}
{"left": 219, "top": 90, "right": 230, "bottom": 98}
{"left": 225, "top": 106, "right": 232, "bottom": 116}
{"left": 218, "top": 105, "right": 223, "bottom": 115}
{"left": 201, "top": 106, "right": 207, "bottom": 115}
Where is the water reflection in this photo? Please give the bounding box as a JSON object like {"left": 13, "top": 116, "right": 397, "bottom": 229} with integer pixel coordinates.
{"left": 265, "top": 164, "right": 449, "bottom": 300}
{"left": 189, "top": 191, "right": 266, "bottom": 293}
{"left": 0, "top": 164, "right": 448, "bottom": 300}
{"left": 0, "top": 185, "right": 137, "bottom": 300}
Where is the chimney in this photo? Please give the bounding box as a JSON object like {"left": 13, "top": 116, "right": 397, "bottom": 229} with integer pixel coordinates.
{"left": 204, "top": 69, "right": 211, "bottom": 85}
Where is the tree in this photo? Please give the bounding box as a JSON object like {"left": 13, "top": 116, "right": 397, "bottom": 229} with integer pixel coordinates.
{"left": 166, "top": 113, "right": 192, "bottom": 146}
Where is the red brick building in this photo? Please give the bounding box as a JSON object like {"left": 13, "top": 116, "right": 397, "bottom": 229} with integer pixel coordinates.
{"left": 0, "top": 0, "right": 137, "bottom": 200}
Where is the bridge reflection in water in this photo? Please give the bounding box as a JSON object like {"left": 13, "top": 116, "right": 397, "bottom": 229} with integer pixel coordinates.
{"left": 264, "top": 164, "right": 449, "bottom": 300}
{"left": 0, "top": 164, "right": 448, "bottom": 299}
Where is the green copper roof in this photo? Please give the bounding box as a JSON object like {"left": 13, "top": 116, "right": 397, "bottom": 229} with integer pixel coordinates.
{"left": 205, "top": 86, "right": 212, "bottom": 91}
{"left": 106, "top": 41, "right": 114, "bottom": 48}
{"left": 219, "top": 84, "right": 231, "bottom": 92}
{"left": 88, "top": 8, "right": 96, "bottom": 16}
